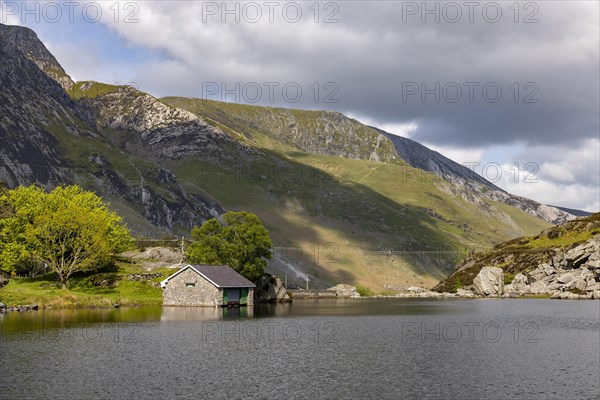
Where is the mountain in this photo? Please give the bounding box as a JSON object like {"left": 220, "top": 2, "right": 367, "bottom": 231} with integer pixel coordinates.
{"left": 0, "top": 23, "right": 574, "bottom": 291}
{"left": 551, "top": 206, "right": 593, "bottom": 218}
{"left": 376, "top": 130, "right": 575, "bottom": 224}
{"left": 162, "top": 97, "right": 575, "bottom": 225}
{"left": 434, "top": 213, "right": 600, "bottom": 296}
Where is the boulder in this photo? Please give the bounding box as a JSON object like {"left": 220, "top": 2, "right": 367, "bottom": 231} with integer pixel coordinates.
{"left": 456, "top": 288, "right": 475, "bottom": 298}
{"left": 557, "top": 273, "right": 575, "bottom": 284}
{"left": 529, "top": 280, "right": 554, "bottom": 295}
{"left": 327, "top": 284, "right": 361, "bottom": 298}
{"left": 543, "top": 265, "right": 556, "bottom": 276}
{"left": 512, "top": 273, "right": 529, "bottom": 286}
{"left": 586, "top": 282, "right": 600, "bottom": 291}
{"left": 472, "top": 267, "right": 504, "bottom": 296}
{"left": 564, "top": 238, "right": 599, "bottom": 268}
{"left": 567, "top": 279, "right": 587, "bottom": 292}
{"left": 406, "top": 285, "right": 428, "bottom": 293}
{"left": 255, "top": 274, "right": 292, "bottom": 302}
{"left": 546, "top": 282, "right": 563, "bottom": 291}
{"left": 527, "top": 267, "right": 547, "bottom": 283}
{"left": 0, "top": 275, "right": 9, "bottom": 288}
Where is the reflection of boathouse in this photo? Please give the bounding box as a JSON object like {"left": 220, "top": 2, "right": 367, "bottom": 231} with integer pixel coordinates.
{"left": 160, "top": 264, "right": 255, "bottom": 307}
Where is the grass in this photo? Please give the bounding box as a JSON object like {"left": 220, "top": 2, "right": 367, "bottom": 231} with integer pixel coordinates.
{"left": 508, "top": 229, "right": 599, "bottom": 251}
{"left": 69, "top": 81, "right": 126, "bottom": 100}
{"left": 355, "top": 285, "right": 375, "bottom": 297}
{"left": 0, "top": 261, "right": 177, "bottom": 309}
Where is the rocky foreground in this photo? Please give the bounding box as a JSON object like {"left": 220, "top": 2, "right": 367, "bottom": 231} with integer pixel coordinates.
{"left": 433, "top": 213, "right": 600, "bottom": 299}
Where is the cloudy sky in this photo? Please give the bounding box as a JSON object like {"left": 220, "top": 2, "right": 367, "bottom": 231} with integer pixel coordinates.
{"left": 2, "top": 1, "right": 599, "bottom": 211}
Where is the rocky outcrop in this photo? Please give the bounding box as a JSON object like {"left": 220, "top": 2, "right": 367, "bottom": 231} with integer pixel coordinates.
{"left": 327, "top": 284, "right": 361, "bottom": 298}
{"left": 254, "top": 274, "right": 292, "bottom": 302}
{"left": 448, "top": 234, "right": 600, "bottom": 299}
{"left": 125, "top": 247, "right": 184, "bottom": 263}
{"left": 435, "top": 213, "right": 600, "bottom": 294}
{"left": 471, "top": 267, "right": 504, "bottom": 296}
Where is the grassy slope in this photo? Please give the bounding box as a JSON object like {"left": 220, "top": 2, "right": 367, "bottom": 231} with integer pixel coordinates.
{"left": 0, "top": 260, "right": 177, "bottom": 308}
{"left": 161, "top": 97, "right": 401, "bottom": 162}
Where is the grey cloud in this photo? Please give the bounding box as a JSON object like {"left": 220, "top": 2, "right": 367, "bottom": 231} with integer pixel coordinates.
{"left": 118, "top": 1, "right": 598, "bottom": 148}
{"left": 103, "top": 1, "right": 598, "bottom": 149}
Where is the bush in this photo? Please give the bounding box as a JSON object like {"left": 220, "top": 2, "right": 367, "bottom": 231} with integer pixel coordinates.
{"left": 355, "top": 284, "right": 374, "bottom": 297}
{"left": 452, "top": 278, "right": 463, "bottom": 293}
{"left": 504, "top": 273, "right": 515, "bottom": 285}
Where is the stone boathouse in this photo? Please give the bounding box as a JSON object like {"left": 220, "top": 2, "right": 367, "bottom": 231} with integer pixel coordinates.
{"left": 160, "top": 264, "right": 255, "bottom": 307}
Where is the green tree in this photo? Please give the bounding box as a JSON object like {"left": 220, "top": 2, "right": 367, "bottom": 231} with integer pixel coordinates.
{"left": 0, "top": 185, "right": 132, "bottom": 287}
{"left": 0, "top": 182, "right": 13, "bottom": 218}
{"left": 186, "top": 211, "right": 272, "bottom": 281}
{"left": 0, "top": 182, "right": 27, "bottom": 275}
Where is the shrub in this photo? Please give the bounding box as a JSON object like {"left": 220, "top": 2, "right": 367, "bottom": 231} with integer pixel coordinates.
{"left": 355, "top": 284, "right": 374, "bottom": 297}
{"left": 452, "top": 278, "right": 463, "bottom": 293}
{"left": 504, "top": 273, "right": 515, "bottom": 285}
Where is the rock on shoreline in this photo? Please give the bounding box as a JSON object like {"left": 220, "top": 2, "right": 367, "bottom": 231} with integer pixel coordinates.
{"left": 0, "top": 303, "right": 39, "bottom": 312}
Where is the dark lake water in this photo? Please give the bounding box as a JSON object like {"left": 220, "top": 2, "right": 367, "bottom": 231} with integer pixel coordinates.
{"left": 1, "top": 299, "right": 599, "bottom": 399}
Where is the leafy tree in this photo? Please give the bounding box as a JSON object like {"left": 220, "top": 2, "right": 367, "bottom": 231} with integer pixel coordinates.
{"left": 0, "top": 182, "right": 26, "bottom": 275}
{"left": 186, "top": 211, "right": 272, "bottom": 281}
{"left": 0, "top": 182, "right": 13, "bottom": 219}
{"left": 0, "top": 185, "right": 133, "bottom": 287}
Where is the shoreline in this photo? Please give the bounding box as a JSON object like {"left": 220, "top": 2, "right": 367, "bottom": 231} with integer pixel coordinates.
{"left": 3, "top": 294, "right": 599, "bottom": 312}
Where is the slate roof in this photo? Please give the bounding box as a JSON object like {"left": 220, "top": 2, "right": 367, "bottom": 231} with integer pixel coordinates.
{"left": 160, "top": 264, "right": 256, "bottom": 288}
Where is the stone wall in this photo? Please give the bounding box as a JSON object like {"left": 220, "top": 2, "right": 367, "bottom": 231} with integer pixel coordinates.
{"left": 163, "top": 268, "right": 223, "bottom": 307}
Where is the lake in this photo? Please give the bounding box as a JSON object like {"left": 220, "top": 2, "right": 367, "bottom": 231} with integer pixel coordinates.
{"left": 1, "top": 299, "right": 599, "bottom": 399}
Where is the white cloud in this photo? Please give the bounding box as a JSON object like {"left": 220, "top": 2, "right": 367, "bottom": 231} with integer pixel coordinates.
{"left": 489, "top": 139, "right": 600, "bottom": 212}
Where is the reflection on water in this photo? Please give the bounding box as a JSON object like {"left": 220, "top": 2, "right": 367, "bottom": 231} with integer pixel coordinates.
{"left": 0, "top": 306, "right": 162, "bottom": 336}
{"left": 253, "top": 298, "right": 472, "bottom": 317}
{"left": 1, "top": 299, "right": 599, "bottom": 400}
{"left": 0, "top": 299, "right": 468, "bottom": 332}
{"left": 160, "top": 306, "right": 254, "bottom": 321}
